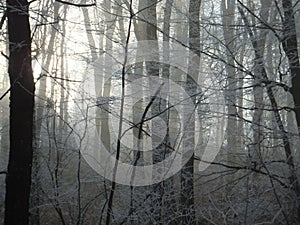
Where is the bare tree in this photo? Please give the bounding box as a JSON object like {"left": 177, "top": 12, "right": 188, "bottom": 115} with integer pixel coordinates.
{"left": 5, "top": 0, "right": 35, "bottom": 224}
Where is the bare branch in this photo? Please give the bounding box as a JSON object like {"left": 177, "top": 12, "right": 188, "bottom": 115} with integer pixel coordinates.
{"left": 0, "top": 11, "right": 7, "bottom": 30}
{"left": 0, "top": 88, "right": 10, "bottom": 101}
{"left": 55, "top": 0, "right": 96, "bottom": 7}
{"left": 1, "top": 51, "right": 9, "bottom": 60}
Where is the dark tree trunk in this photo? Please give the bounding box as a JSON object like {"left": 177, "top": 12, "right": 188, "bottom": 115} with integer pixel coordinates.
{"left": 4, "top": 1, "right": 35, "bottom": 225}
{"left": 281, "top": 0, "right": 300, "bottom": 133}
{"left": 281, "top": 0, "right": 300, "bottom": 220}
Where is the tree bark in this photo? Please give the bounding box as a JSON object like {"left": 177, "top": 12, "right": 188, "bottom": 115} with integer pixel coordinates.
{"left": 280, "top": 0, "right": 300, "bottom": 220}
{"left": 180, "top": 0, "right": 201, "bottom": 224}
{"left": 250, "top": 0, "right": 271, "bottom": 189}
{"left": 281, "top": 0, "right": 300, "bottom": 135}
{"left": 222, "top": 0, "right": 238, "bottom": 164}
{"left": 5, "top": 0, "right": 35, "bottom": 225}
{"left": 139, "top": 0, "right": 163, "bottom": 222}
{"left": 161, "top": 1, "right": 179, "bottom": 224}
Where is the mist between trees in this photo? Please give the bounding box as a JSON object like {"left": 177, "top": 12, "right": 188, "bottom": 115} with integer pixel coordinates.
{"left": 0, "top": 0, "right": 300, "bottom": 224}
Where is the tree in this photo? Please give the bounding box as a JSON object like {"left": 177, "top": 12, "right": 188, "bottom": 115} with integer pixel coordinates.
{"left": 4, "top": 0, "right": 35, "bottom": 225}
{"left": 281, "top": 0, "right": 300, "bottom": 135}
{"left": 280, "top": 0, "right": 300, "bottom": 220}
{"left": 238, "top": 1, "right": 300, "bottom": 222}
{"left": 222, "top": 0, "right": 238, "bottom": 166}
{"left": 179, "top": 0, "right": 201, "bottom": 224}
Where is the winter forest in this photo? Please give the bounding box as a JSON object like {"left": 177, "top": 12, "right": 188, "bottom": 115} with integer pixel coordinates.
{"left": 0, "top": 0, "right": 300, "bottom": 224}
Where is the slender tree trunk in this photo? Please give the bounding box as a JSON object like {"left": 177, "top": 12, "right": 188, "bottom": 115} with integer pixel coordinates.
{"left": 161, "top": 1, "right": 179, "bottom": 224}
{"left": 101, "top": 0, "right": 115, "bottom": 151}
{"left": 5, "top": 1, "right": 35, "bottom": 225}
{"left": 140, "top": 0, "right": 164, "bottom": 223}
{"left": 250, "top": 0, "right": 271, "bottom": 189}
{"left": 222, "top": 0, "right": 238, "bottom": 165}
{"left": 236, "top": 37, "right": 245, "bottom": 154}
{"left": 180, "top": 0, "right": 201, "bottom": 224}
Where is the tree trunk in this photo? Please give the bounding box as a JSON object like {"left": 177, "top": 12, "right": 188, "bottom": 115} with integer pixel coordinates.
{"left": 161, "top": 1, "right": 179, "bottom": 224}
{"left": 5, "top": 1, "right": 35, "bottom": 225}
{"left": 180, "top": 0, "right": 201, "bottom": 224}
{"left": 250, "top": 0, "right": 271, "bottom": 189}
{"left": 280, "top": 0, "right": 300, "bottom": 220}
{"left": 281, "top": 0, "right": 300, "bottom": 135}
{"left": 140, "top": 0, "right": 163, "bottom": 223}
{"left": 222, "top": 0, "right": 238, "bottom": 165}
